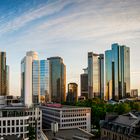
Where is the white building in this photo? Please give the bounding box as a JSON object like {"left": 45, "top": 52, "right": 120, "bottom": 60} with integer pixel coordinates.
{"left": 21, "top": 51, "right": 40, "bottom": 107}
{"left": 0, "top": 105, "right": 42, "bottom": 140}
{"left": 41, "top": 104, "right": 91, "bottom": 132}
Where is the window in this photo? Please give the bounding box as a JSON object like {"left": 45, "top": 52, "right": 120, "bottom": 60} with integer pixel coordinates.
{"left": 3, "top": 120, "right": 6, "bottom": 126}
{"left": 16, "top": 120, "right": 19, "bottom": 125}
{"left": 12, "top": 120, "right": 14, "bottom": 125}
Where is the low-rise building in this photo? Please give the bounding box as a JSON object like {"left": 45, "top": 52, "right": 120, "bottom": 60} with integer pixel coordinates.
{"left": 0, "top": 105, "right": 42, "bottom": 140}
{"left": 41, "top": 104, "right": 91, "bottom": 132}
{"left": 100, "top": 112, "right": 140, "bottom": 140}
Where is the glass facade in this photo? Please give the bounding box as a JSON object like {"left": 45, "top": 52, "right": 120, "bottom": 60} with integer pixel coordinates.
{"left": 105, "top": 43, "right": 130, "bottom": 100}
{"left": 88, "top": 52, "right": 104, "bottom": 99}
{"left": 80, "top": 68, "right": 88, "bottom": 99}
{"left": 32, "top": 60, "right": 40, "bottom": 104}
{"left": 40, "top": 60, "right": 50, "bottom": 102}
{"left": 6, "top": 65, "right": 9, "bottom": 95}
{"left": 0, "top": 52, "right": 7, "bottom": 96}
{"left": 67, "top": 83, "right": 78, "bottom": 103}
{"left": 47, "top": 57, "right": 66, "bottom": 102}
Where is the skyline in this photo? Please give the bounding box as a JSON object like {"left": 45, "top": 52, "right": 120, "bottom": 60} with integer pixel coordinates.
{"left": 0, "top": 0, "right": 140, "bottom": 96}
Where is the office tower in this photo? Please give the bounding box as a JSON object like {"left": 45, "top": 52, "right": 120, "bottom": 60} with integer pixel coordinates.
{"left": 105, "top": 43, "right": 130, "bottom": 101}
{"left": 40, "top": 60, "right": 50, "bottom": 103}
{"left": 21, "top": 51, "right": 40, "bottom": 107}
{"left": 88, "top": 52, "right": 104, "bottom": 99}
{"left": 0, "top": 52, "right": 7, "bottom": 96}
{"left": 47, "top": 57, "right": 66, "bottom": 103}
{"left": 6, "top": 65, "right": 9, "bottom": 95}
{"left": 67, "top": 83, "right": 78, "bottom": 103}
{"left": 80, "top": 68, "right": 88, "bottom": 99}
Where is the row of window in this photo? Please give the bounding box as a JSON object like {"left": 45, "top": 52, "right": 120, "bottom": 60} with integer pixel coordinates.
{"left": 0, "top": 127, "right": 28, "bottom": 133}
{"left": 62, "top": 109, "right": 89, "bottom": 113}
{"left": 0, "top": 120, "right": 27, "bottom": 126}
{"left": 62, "top": 122, "right": 86, "bottom": 127}
{"left": 62, "top": 114, "right": 86, "bottom": 117}
{"left": 62, "top": 118, "right": 86, "bottom": 122}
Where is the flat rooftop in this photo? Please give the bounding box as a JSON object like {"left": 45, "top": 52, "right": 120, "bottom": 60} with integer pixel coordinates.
{"left": 41, "top": 104, "right": 91, "bottom": 110}
{"left": 44, "top": 128, "right": 94, "bottom": 140}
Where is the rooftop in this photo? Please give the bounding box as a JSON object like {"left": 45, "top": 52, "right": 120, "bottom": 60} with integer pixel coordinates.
{"left": 44, "top": 128, "right": 94, "bottom": 140}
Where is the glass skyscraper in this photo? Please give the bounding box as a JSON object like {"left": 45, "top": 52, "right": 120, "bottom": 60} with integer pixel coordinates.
{"left": 40, "top": 60, "right": 50, "bottom": 102}
{"left": 67, "top": 83, "right": 78, "bottom": 103}
{"left": 105, "top": 43, "right": 130, "bottom": 101}
{"left": 0, "top": 52, "right": 8, "bottom": 96}
{"left": 80, "top": 68, "right": 88, "bottom": 99}
{"left": 88, "top": 52, "right": 104, "bottom": 99}
{"left": 47, "top": 57, "right": 66, "bottom": 103}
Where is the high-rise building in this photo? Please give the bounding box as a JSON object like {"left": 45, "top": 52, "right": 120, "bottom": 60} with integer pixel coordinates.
{"left": 80, "top": 68, "right": 88, "bottom": 99}
{"left": 67, "top": 83, "right": 78, "bottom": 103}
{"left": 21, "top": 51, "right": 40, "bottom": 107}
{"left": 105, "top": 43, "right": 130, "bottom": 101}
{"left": 6, "top": 65, "right": 9, "bottom": 95}
{"left": 88, "top": 52, "right": 104, "bottom": 99}
{"left": 47, "top": 57, "right": 66, "bottom": 103}
{"left": 40, "top": 60, "right": 50, "bottom": 103}
{"left": 0, "top": 52, "right": 8, "bottom": 96}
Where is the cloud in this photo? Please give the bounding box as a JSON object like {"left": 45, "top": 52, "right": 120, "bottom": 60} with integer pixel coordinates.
{"left": 0, "top": 0, "right": 73, "bottom": 36}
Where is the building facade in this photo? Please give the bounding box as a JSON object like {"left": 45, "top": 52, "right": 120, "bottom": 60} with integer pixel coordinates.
{"left": 40, "top": 60, "right": 50, "bottom": 103}
{"left": 0, "top": 52, "right": 8, "bottom": 96}
{"left": 66, "top": 83, "right": 78, "bottom": 103}
{"left": 41, "top": 104, "right": 91, "bottom": 132}
{"left": 100, "top": 112, "right": 140, "bottom": 140}
{"left": 0, "top": 105, "right": 42, "bottom": 140}
{"left": 105, "top": 43, "right": 130, "bottom": 101}
{"left": 131, "top": 89, "right": 138, "bottom": 98}
{"left": 6, "top": 65, "right": 9, "bottom": 95}
{"left": 80, "top": 68, "right": 88, "bottom": 99}
{"left": 21, "top": 51, "right": 40, "bottom": 107}
{"left": 47, "top": 57, "right": 66, "bottom": 103}
{"left": 88, "top": 52, "right": 104, "bottom": 99}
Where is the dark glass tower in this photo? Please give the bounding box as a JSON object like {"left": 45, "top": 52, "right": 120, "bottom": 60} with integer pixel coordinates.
{"left": 47, "top": 57, "right": 66, "bottom": 103}
{"left": 67, "top": 83, "right": 78, "bottom": 103}
{"left": 88, "top": 52, "right": 104, "bottom": 99}
{"left": 80, "top": 68, "right": 88, "bottom": 99}
{"left": 105, "top": 43, "right": 130, "bottom": 101}
{"left": 0, "top": 52, "right": 7, "bottom": 96}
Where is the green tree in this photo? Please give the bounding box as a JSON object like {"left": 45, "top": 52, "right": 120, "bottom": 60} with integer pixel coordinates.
{"left": 28, "top": 125, "right": 35, "bottom": 140}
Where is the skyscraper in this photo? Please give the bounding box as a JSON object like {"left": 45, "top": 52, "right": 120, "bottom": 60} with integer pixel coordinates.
{"left": 105, "top": 43, "right": 130, "bottom": 101}
{"left": 80, "top": 68, "right": 88, "bottom": 99}
{"left": 40, "top": 60, "right": 50, "bottom": 103}
{"left": 0, "top": 52, "right": 7, "bottom": 96}
{"left": 21, "top": 51, "right": 40, "bottom": 106}
{"left": 67, "top": 83, "right": 78, "bottom": 103}
{"left": 6, "top": 65, "right": 9, "bottom": 95}
{"left": 47, "top": 57, "right": 66, "bottom": 103}
{"left": 88, "top": 52, "right": 104, "bottom": 99}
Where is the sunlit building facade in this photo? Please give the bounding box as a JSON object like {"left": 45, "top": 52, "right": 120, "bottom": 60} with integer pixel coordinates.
{"left": 21, "top": 51, "right": 40, "bottom": 107}
{"left": 88, "top": 52, "right": 104, "bottom": 99}
{"left": 105, "top": 43, "right": 130, "bottom": 101}
{"left": 6, "top": 65, "right": 9, "bottom": 95}
{"left": 47, "top": 57, "right": 66, "bottom": 103}
{"left": 40, "top": 60, "right": 50, "bottom": 102}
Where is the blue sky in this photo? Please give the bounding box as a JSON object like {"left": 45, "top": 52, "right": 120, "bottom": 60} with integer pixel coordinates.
{"left": 0, "top": 0, "right": 140, "bottom": 96}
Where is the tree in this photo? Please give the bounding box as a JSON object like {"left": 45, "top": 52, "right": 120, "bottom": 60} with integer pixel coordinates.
{"left": 28, "top": 125, "right": 35, "bottom": 140}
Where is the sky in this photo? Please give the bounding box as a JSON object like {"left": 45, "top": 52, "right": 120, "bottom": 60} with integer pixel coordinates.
{"left": 0, "top": 0, "right": 140, "bottom": 96}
